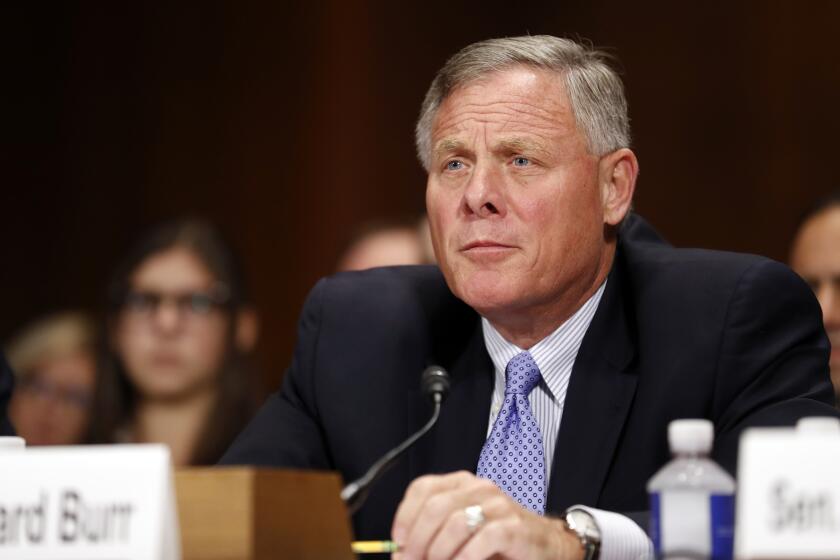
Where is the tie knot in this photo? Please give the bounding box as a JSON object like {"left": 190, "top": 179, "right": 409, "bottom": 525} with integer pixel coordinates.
{"left": 504, "top": 351, "right": 541, "bottom": 395}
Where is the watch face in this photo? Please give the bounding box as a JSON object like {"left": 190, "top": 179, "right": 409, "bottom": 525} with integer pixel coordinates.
{"left": 567, "top": 509, "right": 601, "bottom": 541}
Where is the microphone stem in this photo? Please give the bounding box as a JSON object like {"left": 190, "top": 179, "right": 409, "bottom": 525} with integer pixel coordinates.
{"left": 341, "top": 395, "right": 442, "bottom": 514}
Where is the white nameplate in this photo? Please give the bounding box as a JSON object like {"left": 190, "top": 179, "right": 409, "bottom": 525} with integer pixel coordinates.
{"left": 735, "top": 418, "right": 840, "bottom": 559}
{"left": 0, "top": 444, "right": 180, "bottom": 560}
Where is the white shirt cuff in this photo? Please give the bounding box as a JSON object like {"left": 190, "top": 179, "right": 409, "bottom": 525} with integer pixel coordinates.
{"left": 571, "top": 505, "right": 653, "bottom": 560}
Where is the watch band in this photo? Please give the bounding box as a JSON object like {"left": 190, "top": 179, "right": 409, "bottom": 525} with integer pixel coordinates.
{"left": 563, "top": 508, "right": 601, "bottom": 560}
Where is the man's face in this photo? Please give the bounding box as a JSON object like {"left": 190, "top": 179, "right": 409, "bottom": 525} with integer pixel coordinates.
{"left": 425, "top": 67, "right": 618, "bottom": 330}
{"left": 790, "top": 206, "right": 840, "bottom": 398}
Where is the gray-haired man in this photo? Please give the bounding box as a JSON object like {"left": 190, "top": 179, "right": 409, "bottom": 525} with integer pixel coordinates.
{"left": 223, "top": 35, "right": 837, "bottom": 559}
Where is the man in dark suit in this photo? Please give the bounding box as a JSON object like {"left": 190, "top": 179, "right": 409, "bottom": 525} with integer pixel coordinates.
{"left": 222, "top": 36, "right": 838, "bottom": 559}
{"left": 1, "top": 353, "right": 16, "bottom": 436}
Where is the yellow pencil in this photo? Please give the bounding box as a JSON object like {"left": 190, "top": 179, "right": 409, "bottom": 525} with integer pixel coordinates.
{"left": 351, "top": 540, "right": 401, "bottom": 554}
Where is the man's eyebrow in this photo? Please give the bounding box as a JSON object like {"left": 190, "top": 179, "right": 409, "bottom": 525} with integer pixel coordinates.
{"left": 431, "top": 137, "right": 553, "bottom": 160}
{"left": 496, "top": 137, "right": 551, "bottom": 157}
{"left": 433, "top": 138, "right": 466, "bottom": 157}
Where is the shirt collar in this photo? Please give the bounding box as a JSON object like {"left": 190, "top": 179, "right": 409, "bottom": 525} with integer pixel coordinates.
{"left": 481, "top": 280, "right": 607, "bottom": 400}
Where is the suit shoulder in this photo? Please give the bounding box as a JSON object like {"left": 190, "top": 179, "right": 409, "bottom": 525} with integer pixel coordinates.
{"left": 321, "top": 265, "right": 447, "bottom": 296}
{"left": 622, "top": 240, "right": 798, "bottom": 287}
{"left": 313, "top": 265, "right": 453, "bottom": 312}
{"left": 618, "top": 241, "right": 819, "bottom": 338}
{"left": 618, "top": 214, "right": 811, "bottom": 299}
{"left": 303, "top": 265, "right": 474, "bottom": 332}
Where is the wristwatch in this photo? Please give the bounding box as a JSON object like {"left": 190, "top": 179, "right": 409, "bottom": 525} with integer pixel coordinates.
{"left": 563, "top": 508, "right": 601, "bottom": 560}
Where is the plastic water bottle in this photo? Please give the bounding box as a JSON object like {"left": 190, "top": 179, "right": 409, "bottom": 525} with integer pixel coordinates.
{"left": 647, "top": 419, "right": 736, "bottom": 559}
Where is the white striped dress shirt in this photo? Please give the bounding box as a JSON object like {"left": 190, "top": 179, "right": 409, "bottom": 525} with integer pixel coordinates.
{"left": 481, "top": 280, "right": 653, "bottom": 560}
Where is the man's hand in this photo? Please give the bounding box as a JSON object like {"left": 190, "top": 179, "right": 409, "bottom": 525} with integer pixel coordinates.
{"left": 391, "top": 471, "right": 584, "bottom": 560}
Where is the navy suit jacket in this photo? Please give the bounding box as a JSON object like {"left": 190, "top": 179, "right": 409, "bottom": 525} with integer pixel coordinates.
{"left": 1, "top": 352, "right": 15, "bottom": 436}
{"left": 221, "top": 215, "right": 839, "bottom": 539}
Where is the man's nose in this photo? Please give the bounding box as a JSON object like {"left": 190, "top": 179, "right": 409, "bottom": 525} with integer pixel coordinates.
{"left": 462, "top": 163, "right": 506, "bottom": 218}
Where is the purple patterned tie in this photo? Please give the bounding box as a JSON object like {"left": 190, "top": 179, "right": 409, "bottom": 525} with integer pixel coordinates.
{"left": 476, "top": 351, "right": 546, "bottom": 514}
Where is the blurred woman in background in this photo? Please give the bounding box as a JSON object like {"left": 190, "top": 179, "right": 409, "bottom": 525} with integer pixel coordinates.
{"left": 5, "top": 311, "right": 97, "bottom": 445}
{"left": 86, "top": 219, "right": 259, "bottom": 466}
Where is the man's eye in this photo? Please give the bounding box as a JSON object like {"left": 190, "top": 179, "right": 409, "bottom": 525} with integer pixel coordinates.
{"left": 445, "top": 160, "right": 464, "bottom": 171}
{"left": 513, "top": 156, "right": 530, "bottom": 167}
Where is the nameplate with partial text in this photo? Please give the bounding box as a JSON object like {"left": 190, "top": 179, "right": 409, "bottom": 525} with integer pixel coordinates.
{"left": 735, "top": 418, "right": 840, "bottom": 559}
{"left": 0, "top": 444, "right": 179, "bottom": 560}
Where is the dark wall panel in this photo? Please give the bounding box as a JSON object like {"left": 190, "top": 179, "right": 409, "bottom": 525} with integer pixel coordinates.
{"left": 3, "top": 1, "right": 839, "bottom": 388}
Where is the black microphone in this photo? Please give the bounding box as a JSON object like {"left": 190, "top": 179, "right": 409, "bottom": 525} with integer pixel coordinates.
{"left": 340, "top": 365, "right": 450, "bottom": 514}
{"left": 420, "top": 366, "right": 450, "bottom": 405}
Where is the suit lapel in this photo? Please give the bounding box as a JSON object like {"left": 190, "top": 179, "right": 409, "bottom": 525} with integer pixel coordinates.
{"left": 409, "top": 321, "right": 494, "bottom": 478}
{"left": 403, "top": 250, "right": 639, "bottom": 507}
{"left": 546, "top": 254, "right": 639, "bottom": 512}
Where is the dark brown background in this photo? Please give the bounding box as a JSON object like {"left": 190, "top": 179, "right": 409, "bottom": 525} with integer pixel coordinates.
{"left": 3, "top": 2, "right": 839, "bottom": 389}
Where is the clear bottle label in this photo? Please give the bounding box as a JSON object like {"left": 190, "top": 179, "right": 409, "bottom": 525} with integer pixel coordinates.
{"left": 649, "top": 492, "right": 734, "bottom": 559}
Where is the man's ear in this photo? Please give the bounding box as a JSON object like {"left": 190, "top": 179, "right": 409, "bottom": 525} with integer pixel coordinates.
{"left": 234, "top": 307, "right": 260, "bottom": 353}
{"left": 599, "top": 148, "right": 639, "bottom": 226}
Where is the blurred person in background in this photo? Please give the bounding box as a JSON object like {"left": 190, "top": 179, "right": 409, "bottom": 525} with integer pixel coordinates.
{"left": 5, "top": 311, "right": 96, "bottom": 445}
{"left": 1, "top": 354, "right": 17, "bottom": 436}
{"left": 790, "top": 191, "right": 840, "bottom": 406}
{"left": 337, "top": 216, "right": 436, "bottom": 271}
{"left": 86, "top": 218, "right": 260, "bottom": 466}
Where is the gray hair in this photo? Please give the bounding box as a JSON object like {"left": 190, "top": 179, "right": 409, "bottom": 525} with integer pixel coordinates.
{"left": 415, "top": 35, "right": 631, "bottom": 170}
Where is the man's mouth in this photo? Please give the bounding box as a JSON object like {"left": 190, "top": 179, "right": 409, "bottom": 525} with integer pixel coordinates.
{"left": 461, "top": 240, "right": 516, "bottom": 251}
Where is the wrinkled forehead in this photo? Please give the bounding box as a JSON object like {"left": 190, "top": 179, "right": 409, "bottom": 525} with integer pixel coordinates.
{"left": 429, "top": 68, "right": 580, "bottom": 152}
{"left": 435, "top": 67, "right": 571, "bottom": 118}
